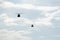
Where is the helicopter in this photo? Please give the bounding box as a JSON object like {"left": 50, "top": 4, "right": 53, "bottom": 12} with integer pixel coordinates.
{"left": 17, "top": 13, "right": 20, "bottom": 17}
{"left": 31, "top": 24, "right": 34, "bottom": 27}
{"left": 17, "top": 12, "right": 23, "bottom": 17}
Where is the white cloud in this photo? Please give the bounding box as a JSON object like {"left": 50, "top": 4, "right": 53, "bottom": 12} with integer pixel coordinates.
{"left": 0, "top": 13, "right": 33, "bottom": 26}
{"left": 0, "top": 13, "right": 52, "bottom": 26}
{"left": 0, "top": 13, "right": 18, "bottom": 26}
{"left": 0, "top": 1, "right": 59, "bottom": 11}
{"left": 0, "top": 7, "right": 60, "bottom": 26}
{"left": 35, "top": 18, "right": 52, "bottom": 26}
{"left": 0, "top": 1, "right": 60, "bottom": 26}
{"left": 0, "top": 9, "right": 60, "bottom": 26}
{"left": 34, "top": 8, "right": 60, "bottom": 26}
{"left": 0, "top": 29, "right": 31, "bottom": 40}
{"left": 53, "top": 9, "right": 60, "bottom": 20}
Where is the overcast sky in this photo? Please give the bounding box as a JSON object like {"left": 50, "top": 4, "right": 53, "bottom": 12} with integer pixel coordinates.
{"left": 0, "top": 0, "right": 60, "bottom": 40}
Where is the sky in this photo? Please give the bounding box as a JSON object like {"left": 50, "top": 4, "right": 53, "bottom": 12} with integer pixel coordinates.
{"left": 0, "top": 0, "right": 60, "bottom": 40}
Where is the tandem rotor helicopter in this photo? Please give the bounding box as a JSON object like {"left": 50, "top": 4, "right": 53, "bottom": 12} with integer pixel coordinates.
{"left": 17, "top": 13, "right": 34, "bottom": 27}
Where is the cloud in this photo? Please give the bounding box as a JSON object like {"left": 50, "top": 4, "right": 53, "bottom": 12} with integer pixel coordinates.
{"left": 34, "top": 8, "right": 60, "bottom": 26}
{"left": 0, "top": 29, "right": 31, "bottom": 40}
{"left": 1, "top": 7, "right": 60, "bottom": 27}
{"left": 0, "top": 1, "right": 60, "bottom": 26}
{"left": 35, "top": 18, "right": 52, "bottom": 26}
{"left": 0, "top": 1, "right": 59, "bottom": 11}
{"left": 0, "top": 8, "right": 60, "bottom": 26}
{"left": 0, "top": 13, "right": 53, "bottom": 26}
{"left": 0, "top": 13, "right": 33, "bottom": 26}
{"left": 53, "top": 9, "right": 60, "bottom": 20}
{"left": 1, "top": 0, "right": 60, "bottom": 6}
{"left": 0, "top": 13, "right": 18, "bottom": 26}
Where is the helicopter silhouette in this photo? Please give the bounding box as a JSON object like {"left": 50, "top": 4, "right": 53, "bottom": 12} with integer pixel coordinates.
{"left": 31, "top": 24, "right": 34, "bottom": 27}
{"left": 17, "top": 14, "right": 20, "bottom": 17}
{"left": 17, "top": 12, "right": 23, "bottom": 17}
